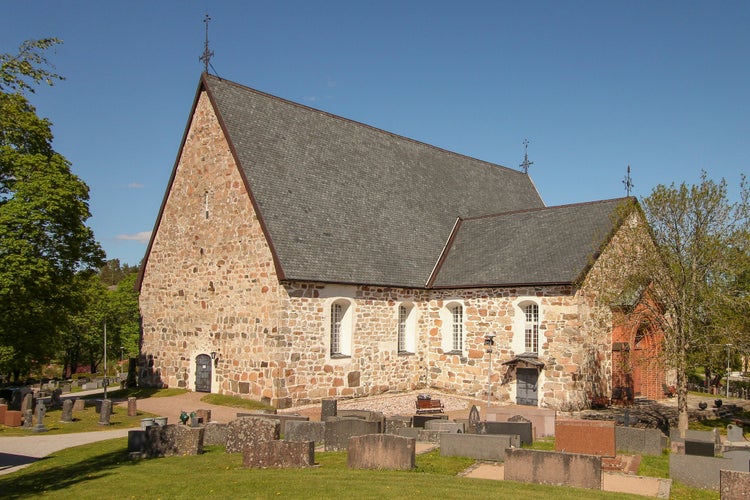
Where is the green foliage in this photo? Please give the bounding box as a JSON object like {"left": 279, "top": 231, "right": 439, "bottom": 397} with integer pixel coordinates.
{"left": 0, "top": 38, "right": 64, "bottom": 93}
{"left": 0, "top": 39, "right": 104, "bottom": 380}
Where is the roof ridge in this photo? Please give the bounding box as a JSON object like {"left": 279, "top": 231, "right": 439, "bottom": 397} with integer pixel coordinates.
{"left": 461, "top": 196, "right": 635, "bottom": 222}
{"left": 203, "top": 74, "right": 525, "bottom": 177}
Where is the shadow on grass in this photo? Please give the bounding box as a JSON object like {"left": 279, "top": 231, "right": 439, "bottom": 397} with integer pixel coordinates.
{"left": 0, "top": 446, "right": 134, "bottom": 499}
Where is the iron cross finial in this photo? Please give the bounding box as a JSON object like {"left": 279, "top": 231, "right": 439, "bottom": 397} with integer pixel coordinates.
{"left": 199, "top": 14, "right": 214, "bottom": 74}
{"left": 519, "top": 139, "right": 534, "bottom": 174}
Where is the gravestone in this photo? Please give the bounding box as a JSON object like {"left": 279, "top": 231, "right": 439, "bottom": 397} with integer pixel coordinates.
{"left": 243, "top": 440, "right": 315, "bottom": 469}
{"left": 60, "top": 399, "right": 74, "bottom": 423}
{"left": 0, "top": 403, "right": 6, "bottom": 424}
{"left": 144, "top": 424, "right": 204, "bottom": 457}
{"left": 127, "top": 397, "right": 137, "bottom": 417}
{"left": 348, "top": 434, "right": 415, "bottom": 470}
{"left": 467, "top": 405, "right": 481, "bottom": 434}
{"left": 128, "top": 430, "right": 147, "bottom": 455}
{"left": 225, "top": 416, "right": 280, "bottom": 454}
{"left": 424, "top": 420, "right": 464, "bottom": 433}
{"left": 284, "top": 420, "right": 325, "bottom": 445}
{"left": 72, "top": 399, "right": 85, "bottom": 411}
{"left": 50, "top": 388, "right": 63, "bottom": 409}
{"left": 98, "top": 399, "right": 112, "bottom": 426}
{"left": 385, "top": 415, "right": 412, "bottom": 434}
{"left": 236, "top": 412, "right": 308, "bottom": 435}
{"left": 505, "top": 449, "right": 602, "bottom": 490}
{"left": 324, "top": 417, "right": 380, "bottom": 451}
{"left": 4, "top": 410, "right": 22, "bottom": 427}
{"left": 721, "top": 470, "right": 750, "bottom": 499}
{"left": 413, "top": 414, "right": 447, "bottom": 428}
{"left": 728, "top": 424, "right": 746, "bottom": 443}
{"left": 440, "top": 433, "right": 520, "bottom": 461}
{"left": 32, "top": 402, "right": 48, "bottom": 432}
{"left": 21, "top": 392, "right": 33, "bottom": 414}
{"left": 555, "top": 419, "right": 615, "bottom": 457}
{"left": 203, "top": 422, "right": 229, "bottom": 446}
{"left": 321, "top": 398, "right": 337, "bottom": 420}
{"left": 615, "top": 427, "right": 665, "bottom": 456}
{"left": 685, "top": 440, "right": 715, "bottom": 457}
{"left": 23, "top": 409, "right": 33, "bottom": 429}
{"left": 196, "top": 408, "right": 211, "bottom": 423}
{"left": 480, "top": 421, "right": 533, "bottom": 446}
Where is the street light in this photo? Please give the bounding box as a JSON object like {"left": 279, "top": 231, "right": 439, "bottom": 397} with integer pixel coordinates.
{"left": 484, "top": 335, "right": 495, "bottom": 407}
{"left": 726, "top": 344, "right": 733, "bottom": 398}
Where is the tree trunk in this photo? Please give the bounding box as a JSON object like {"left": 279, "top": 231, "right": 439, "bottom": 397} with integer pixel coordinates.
{"left": 676, "top": 359, "right": 689, "bottom": 436}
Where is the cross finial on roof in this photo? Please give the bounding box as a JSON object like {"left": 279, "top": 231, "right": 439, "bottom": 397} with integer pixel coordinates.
{"left": 623, "top": 165, "right": 634, "bottom": 196}
{"left": 199, "top": 13, "right": 214, "bottom": 74}
{"left": 519, "top": 139, "right": 534, "bottom": 174}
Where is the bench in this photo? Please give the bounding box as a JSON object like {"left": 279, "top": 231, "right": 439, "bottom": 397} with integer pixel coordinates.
{"left": 415, "top": 398, "right": 444, "bottom": 414}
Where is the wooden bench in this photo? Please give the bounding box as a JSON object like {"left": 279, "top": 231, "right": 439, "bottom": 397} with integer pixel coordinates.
{"left": 415, "top": 398, "right": 444, "bottom": 414}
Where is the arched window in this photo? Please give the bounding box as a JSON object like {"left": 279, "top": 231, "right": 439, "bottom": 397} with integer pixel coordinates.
{"left": 450, "top": 303, "right": 464, "bottom": 352}
{"left": 397, "top": 303, "right": 416, "bottom": 354}
{"left": 524, "top": 303, "right": 539, "bottom": 353}
{"left": 330, "top": 299, "right": 354, "bottom": 358}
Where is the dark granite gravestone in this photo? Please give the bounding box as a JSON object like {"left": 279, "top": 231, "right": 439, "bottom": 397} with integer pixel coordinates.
{"left": 685, "top": 439, "right": 715, "bottom": 457}
{"left": 412, "top": 414, "right": 447, "bottom": 428}
{"left": 321, "top": 398, "right": 337, "bottom": 420}
{"left": 480, "top": 421, "right": 533, "bottom": 446}
{"left": 60, "top": 399, "right": 74, "bottom": 423}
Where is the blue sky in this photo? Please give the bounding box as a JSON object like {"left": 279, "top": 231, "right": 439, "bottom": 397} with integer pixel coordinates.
{"left": 3, "top": 1, "right": 749, "bottom": 266}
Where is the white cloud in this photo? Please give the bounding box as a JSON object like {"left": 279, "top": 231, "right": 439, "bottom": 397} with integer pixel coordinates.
{"left": 116, "top": 231, "right": 152, "bottom": 244}
{"left": 127, "top": 182, "right": 145, "bottom": 189}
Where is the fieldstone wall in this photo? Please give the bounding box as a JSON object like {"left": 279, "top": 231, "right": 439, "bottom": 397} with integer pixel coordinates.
{"left": 139, "top": 89, "right": 645, "bottom": 411}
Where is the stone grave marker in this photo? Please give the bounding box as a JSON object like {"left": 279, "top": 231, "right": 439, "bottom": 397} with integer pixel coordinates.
{"left": 284, "top": 420, "right": 325, "bottom": 445}
{"left": 728, "top": 424, "right": 746, "bottom": 443}
{"left": 721, "top": 470, "right": 750, "bottom": 499}
{"left": 243, "top": 440, "right": 315, "bottom": 469}
{"left": 348, "top": 434, "right": 415, "bottom": 470}
{"left": 0, "top": 403, "right": 6, "bottom": 423}
{"left": 324, "top": 417, "right": 380, "bottom": 451}
{"left": 505, "top": 449, "right": 602, "bottom": 490}
{"left": 685, "top": 440, "right": 715, "bottom": 457}
{"left": 21, "top": 392, "right": 33, "bottom": 414}
{"left": 225, "top": 416, "right": 280, "bottom": 454}
{"left": 72, "top": 399, "right": 85, "bottom": 411}
{"left": 60, "top": 399, "right": 74, "bottom": 423}
{"left": 32, "top": 402, "right": 48, "bottom": 433}
{"left": 321, "top": 398, "right": 337, "bottom": 420}
{"left": 385, "top": 415, "right": 412, "bottom": 435}
{"left": 467, "top": 405, "right": 480, "bottom": 434}
{"left": 144, "top": 424, "right": 204, "bottom": 458}
{"left": 480, "top": 421, "right": 533, "bottom": 446}
{"left": 23, "top": 409, "right": 33, "bottom": 429}
{"left": 127, "top": 397, "right": 137, "bottom": 417}
{"left": 555, "top": 419, "right": 615, "bottom": 457}
{"left": 203, "top": 422, "right": 229, "bottom": 446}
{"left": 98, "top": 399, "right": 112, "bottom": 426}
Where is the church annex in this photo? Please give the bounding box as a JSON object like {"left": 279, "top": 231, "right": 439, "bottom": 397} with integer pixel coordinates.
{"left": 137, "top": 74, "right": 666, "bottom": 409}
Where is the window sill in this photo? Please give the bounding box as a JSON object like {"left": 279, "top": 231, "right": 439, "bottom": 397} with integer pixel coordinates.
{"left": 445, "top": 350, "right": 463, "bottom": 356}
{"left": 330, "top": 354, "right": 351, "bottom": 360}
{"left": 398, "top": 351, "right": 415, "bottom": 356}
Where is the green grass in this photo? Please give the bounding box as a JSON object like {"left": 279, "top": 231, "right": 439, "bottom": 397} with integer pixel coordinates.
{"left": 199, "top": 392, "right": 275, "bottom": 411}
{"left": 0, "top": 439, "right": 652, "bottom": 500}
{"left": 81, "top": 387, "right": 188, "bottom": 400}
{"left": 0, "top": 405, "right": 156, "bottom": 436}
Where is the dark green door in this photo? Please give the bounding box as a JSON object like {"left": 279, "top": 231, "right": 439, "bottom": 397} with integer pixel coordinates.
{"left": 516, "top": 368, "right": 538, "bottom": 406}
{"left": 195, "top": 354, "right": 212, "bottom": 393}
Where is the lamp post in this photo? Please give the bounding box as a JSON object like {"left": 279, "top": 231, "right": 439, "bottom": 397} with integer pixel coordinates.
{"left": 726, "top": 344, "right": 732, "bottom": 398}
{"left": 484, "top": 335, "right": 495, "bottom": 407}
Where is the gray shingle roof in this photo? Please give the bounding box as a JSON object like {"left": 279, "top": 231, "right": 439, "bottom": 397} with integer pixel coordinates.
{"left": 429, "top": 199, "right": 631, "bottom": 288}
{"left": 203, "top": 75, "right": 548, "bottom": 288}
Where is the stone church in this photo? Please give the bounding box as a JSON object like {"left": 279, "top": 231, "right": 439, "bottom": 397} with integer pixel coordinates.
{"left": 137, "top": 73, "right": 666, "bottom": 409}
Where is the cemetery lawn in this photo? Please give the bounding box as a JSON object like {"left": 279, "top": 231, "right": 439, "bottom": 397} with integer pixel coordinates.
{"left": 84, "top": 387, "right": 188, "bottom": 400}
{"left": 0, "top": 440, "right": 657, "bottom": 500}
{"left": 199, "top": 393, "right": 276, "bottom": 411}
{"left": 0, "top": 406, "right": 157, "bottom": 436}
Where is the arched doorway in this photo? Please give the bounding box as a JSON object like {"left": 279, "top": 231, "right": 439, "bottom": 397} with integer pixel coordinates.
{"left": 195, "top": 354, "right": 212, "bottom": 392}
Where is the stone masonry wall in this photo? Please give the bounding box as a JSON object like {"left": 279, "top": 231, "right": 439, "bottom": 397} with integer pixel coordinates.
{"left": 140, "top": 91, "right": 286, "bottom": 404}
{"left": 140, "top": 90, "right": 619, "bottom": 409}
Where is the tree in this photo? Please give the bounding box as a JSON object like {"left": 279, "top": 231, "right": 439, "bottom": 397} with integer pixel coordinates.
{"left": 593, "top": 174, "right": 750, "bottom": 434}
{"left": 0, "top": 39, "right": 104, "bottom": 381}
